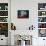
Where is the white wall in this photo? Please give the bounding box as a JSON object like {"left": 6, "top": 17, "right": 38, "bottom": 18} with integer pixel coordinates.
{"left": 11, "top": 0, "right": 38, "bottom": 45}
{"left": 11, "top": 0, "right": 46, "bottom": 46}
{"left": 11, "top": 0, "right": 38, "bottom": 30}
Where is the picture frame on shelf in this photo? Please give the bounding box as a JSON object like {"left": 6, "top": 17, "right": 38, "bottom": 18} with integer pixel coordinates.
{"left": 38, "top": 23, "right": 46, "bottom": 28}
{"left": 38, "top": 3, "right": 46, "bottom": 10}
{"left": 38, "top": 17, "right": 46, "bottom": 22}
{"left": 0, "top": 3, "right": 8, "bottom": 10}
{"left": 0, "top": 17, "right": 8, "bottom": 22}
{"left": 0, "top": 11, "right": 8, "bottom": 16}
{"left": 38, "top": 29, "right": 46, "bottom": 37}
{"left": 38, "top": 11, "right": 46, "bottom": 16}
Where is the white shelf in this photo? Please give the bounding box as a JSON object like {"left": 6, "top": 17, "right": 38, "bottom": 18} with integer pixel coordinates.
{"left": 38, "top": 22, "right": 46, "bottom": 23}
{"left": 38, "top": 10, "right": 46, "bottom": 11}
{"left": 0, "top": 10, "right": 8, "bottom": 11}
{"left": 0, "top": 16, "right": 8, "bottom": 17}
{"left": 38, "top": 16, "right": 46, "bottom": 17}
{"left": 0, "top": 22, "right": 8, "bottom": 23}
{"left": 38, "top": 28, "right": 46, "bottom": 29}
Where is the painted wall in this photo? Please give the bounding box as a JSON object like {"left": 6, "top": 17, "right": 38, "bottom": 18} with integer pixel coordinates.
{"left": 11, "top": 0, "right": 46, "bottom": 46}
{"left": 11, "top": 0, "right": 38, "bottom": 30}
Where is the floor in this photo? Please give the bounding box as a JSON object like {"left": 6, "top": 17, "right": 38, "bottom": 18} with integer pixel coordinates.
{"left": 0, "top": 45, "right": 8, "bottom": 46}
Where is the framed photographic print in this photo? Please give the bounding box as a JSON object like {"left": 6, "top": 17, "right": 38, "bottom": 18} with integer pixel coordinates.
{"left": 17, "top": 10, "right": 29, "bottom": 18}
